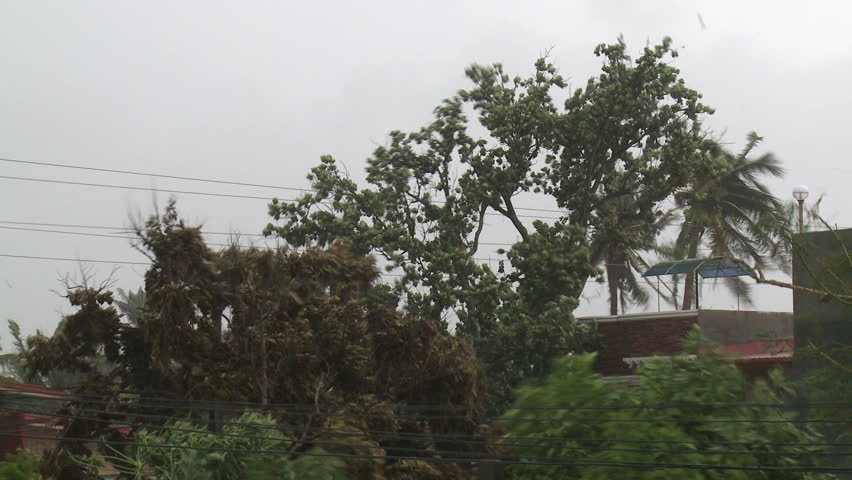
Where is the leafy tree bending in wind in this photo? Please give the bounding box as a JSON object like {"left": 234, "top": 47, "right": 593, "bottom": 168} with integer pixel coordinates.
{"left": 675, "top": 133, "right": 785, "bottom": 310}
{"left": 22, "top": 200, "right": 485, "bottom": 480}
{"left": 267, "top": 37, "right": 716, "bottom": 393}
{"left": 503, "top": 330, "right": 833, "bottom": 480}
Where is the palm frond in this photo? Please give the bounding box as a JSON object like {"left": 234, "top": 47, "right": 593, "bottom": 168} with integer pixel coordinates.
{"left": 621, "top": 270, "right": 650, "bottom": 307}
{"left": 722, "top": 276, "right": 754, "bottom": 307}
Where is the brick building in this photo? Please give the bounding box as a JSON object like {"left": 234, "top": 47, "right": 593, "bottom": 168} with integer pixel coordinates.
{"left": 0, "top": 382, "right": 64, "bottom": 458}
{"left": 578, "top": 309, "right": 794, "bottom": 384}
{"left": 0, "top": 382, "right": 121, "bottom": 477}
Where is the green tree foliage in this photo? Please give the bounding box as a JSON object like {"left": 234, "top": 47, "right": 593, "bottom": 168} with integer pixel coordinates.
{"left": 266, "top": 37, "right": 714, "bottom": 394}
{"left": 0, "top": 449, "right": 43, "bottom": 480}
{"left": 0, "top": 319, "right": 98, "bottom": 389}
{"left": 21, "top": 200, "right": 483, "bottom": 479}
{"left": 75, "top": 411, "right": 346, "bottom": 480}
{"left": 675, "top": 133, "right": 785, "bottom": 309}
{"left": 0, "top": 321, "right": 29, "bottom": 382}
{"left": 503, "top": 330, "right": 831, "bottom": 480}
{"left": 114, "top": 287, "right": 146, "bottom": 327}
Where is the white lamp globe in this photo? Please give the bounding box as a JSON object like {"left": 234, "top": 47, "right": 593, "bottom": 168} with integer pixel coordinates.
{"left": 792, "top": 185, "right": 810, "bottom": 201}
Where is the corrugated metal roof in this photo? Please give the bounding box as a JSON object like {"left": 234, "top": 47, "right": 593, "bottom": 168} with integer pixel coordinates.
{"left": 643, "top": 257, "right": 752, "bottom": 278}
{"left": 721, "top": 337, "right": 794, "bottom": 360}
{"left": 0, "top": 381, "right": 63, "bottom": 397}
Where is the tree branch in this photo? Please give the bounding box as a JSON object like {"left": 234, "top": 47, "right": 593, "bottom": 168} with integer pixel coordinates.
{"left": 495, "top": 194, "right": 530, "bottom": 242}
{"left": 742, "top": 261, "right": 852, "bottom": 306}
{"left": 809, "top": 342, "right": 852, "bottom": 374}
{"left": 470, "top": 204, "right": 488, "bottom": 255}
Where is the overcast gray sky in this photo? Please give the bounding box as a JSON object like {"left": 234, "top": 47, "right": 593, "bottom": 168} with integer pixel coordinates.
{"left": 2, "top": 1, "right": 851, "bottom": 348}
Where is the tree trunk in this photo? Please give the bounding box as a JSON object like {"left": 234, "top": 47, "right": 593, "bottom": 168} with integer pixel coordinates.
{"left": 606, "top": 252, "right": 621, "bottom": 316}
{"left": 496, "top": 195, "right": 530, "bottom": 243}
{"left": 681, "top": 233, "right": 701, "bottom": 310}
{"left": 260, "top": 313, "right": 269, "bottom": 406}
{"left": 260, "top": 334, "right": 268, "bottom": 406}
{"left": 211, "top": 308, "right": 222, "bottom": 343}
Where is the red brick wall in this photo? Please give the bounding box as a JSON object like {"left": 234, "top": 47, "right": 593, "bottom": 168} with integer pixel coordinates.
{"left": 592, "top": 315, "right": 698, "bottom": 375}
{"left": 0, "top": 413, "right": 24, "bottom": 458}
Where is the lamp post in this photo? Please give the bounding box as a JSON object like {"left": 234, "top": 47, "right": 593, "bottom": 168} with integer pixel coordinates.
{"left": 792, "top": 185, "right": 809, "bottom": 234}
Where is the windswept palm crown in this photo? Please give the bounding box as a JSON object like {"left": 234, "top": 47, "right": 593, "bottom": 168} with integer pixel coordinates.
{"left": 675, "top": 133, "right": 785, "bottom": 309}
{"left": 591, "top": 194, "right": 674, "bottom": 315}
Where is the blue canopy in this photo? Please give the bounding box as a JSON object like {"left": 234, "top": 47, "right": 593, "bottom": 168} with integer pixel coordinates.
{"left": 642, "top": 257, "right": 751, "bottom": 279}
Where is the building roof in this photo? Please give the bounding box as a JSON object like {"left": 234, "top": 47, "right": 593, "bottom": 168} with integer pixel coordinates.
{"left": 643, "top": 257, "right": 752, "bottom": 278}
{"left": 720, "top": 337, "right": 794, "bottom": 361}
{"left": 0, "top": 381, "right": 63, "bottom": 397}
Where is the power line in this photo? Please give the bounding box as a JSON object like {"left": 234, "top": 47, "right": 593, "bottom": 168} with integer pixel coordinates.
{"left": 0, "top": 220, "right": 262, "bottom": 238}
{"left": 9, "top": 385, "right": 848, "bottom": 412}
{"left": 0, "top": 157, "right": 312, "bottom": 193}
{"left": 3, "top": 393, "right": 848, "bottom": 427}
{"left": 0, "top": 252, "right": 448, "bottom": 280}
{"left": 0, "top": 254, "right": 149, "bottom": 266}
{"left": 1, "top": 431, "right": 847, "bottom": 473}
{"left": 0, "top": 225, "right": 130, "bottom": 239}
{"left": 0, "top": 220, "right": 518, "bottom": 246}
{"left": 3, "top": 158, "right": 848, "bottom": 235}
{"left": 4, "top": 398, "right": 850, "bottom": 450}
{"left": 0, "top": 225, "right": 587, "bottom": 271}
{"left": 0, "top": 225, "right": 281, "bottom": 250}
{"left": 6, "top": 396, "right": 852, "bottom": 456}
{"left": 0, "top": 175, "right": 289, "bottom": 201}
{"left": 0, "top": 411, "right": 496, "bottom": 463}
{"left": 0, "top": 249, "right": 600, "bottom": 284}
{"left": 1, "top": 405, "right": 846, "bottom": 460}
{"left": 0, "top": 253, "right": 410, "bottom": 278}
{"left": 0, "top": 174, "right": 559, "bottom": 220}
{"left": 3, "top": 420, "right": 708, "bottom": 466}
{"left": 0, "top": 157, "right": 566, "bottom": 215}
{"left": 4, "top": 219, "right": 789, "bottom": 254}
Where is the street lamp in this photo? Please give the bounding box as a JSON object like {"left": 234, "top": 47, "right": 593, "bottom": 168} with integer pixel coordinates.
{"left": 792, "top": 185, "right": 809, "bottom": 234}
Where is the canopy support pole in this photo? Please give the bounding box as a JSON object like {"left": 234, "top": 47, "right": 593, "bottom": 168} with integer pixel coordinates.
{"left": 694, "top": 272, "right": 700, "bottom": 310}
{"left": 657, "top": 277, "right": 661, "bottom": 312}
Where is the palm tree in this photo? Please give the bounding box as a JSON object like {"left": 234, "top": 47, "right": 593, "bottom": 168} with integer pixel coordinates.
{"left": 0, "top": 320, "right": 28, "bottom": 381}
{"left": 115, "top": 287, "right": 146, "bottom": 326}
{"left": 591, "top": 194, "right": 674, "bottom": 315}
{"left": 675, "top": 133, "right": 784, "bottom": 310}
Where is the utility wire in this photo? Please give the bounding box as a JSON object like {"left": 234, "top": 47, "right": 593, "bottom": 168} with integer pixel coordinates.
{"left": 0, "top": 220, "right": 730, "bottom": 250}
{"left": 0, "top": 220, "right": 263, "bottom": 236}
{"left": 0, "top": 175, "right": 559, "bottom": 220}
{"left": 21, "top": 399, "right": 851, "bottom": 425}
{"left": 1, "top": 407, "right": 846, "bottom": 460}
{"left": 0, "top": 253, "right": 410, "bottom": 278}
{"left": 0, "top": 225, "right": 607, "bottom": 278}
{"left": 2, "top": 160, "right": 848, "bottom": 235}
{"left": 0, "top": 220, "right": 515, "bottom": 246}
{"left": 0, "top": 175, "right": 293, "bottom": 201}
{"left": 8, "top": 392, "right": 847, "bottom": 425}
{"left": 11, "top": 391, "right": 819, "bottom": 425}
{"left": 0, "top": 254, "right": 150, "bottom": 266}
{"left": 3, "top": 401, "right": 850, "bottom": 450}
{"left": 1, "top": 431, "right": 848, "bottom": 473}
{"left": 0, "top": 416, "right": 514, "bottom": 464}
{"left": 0, "top": 225, "right": 129, "bottom": 239}
{"left": 0, "top": 225, "right": 282, "bottom": 250}
{"left": 6, "top": 385, "right": 847, "bottom": 413}
{"left": 0, "top": 251, "right": 511, "bottom": 280}
{"left": 0, "top": 157, "right": 566, "bottom": 215}
{"left": 4, "top": 394, "right": 850, "bottom": 433}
